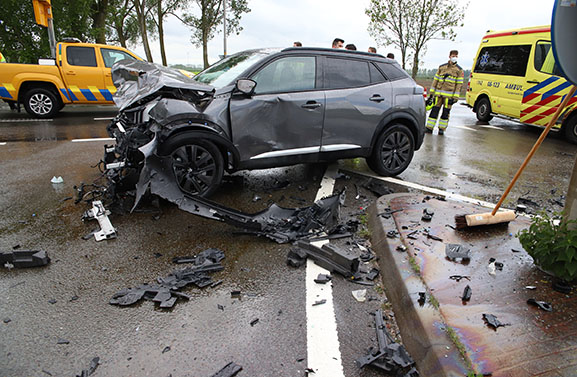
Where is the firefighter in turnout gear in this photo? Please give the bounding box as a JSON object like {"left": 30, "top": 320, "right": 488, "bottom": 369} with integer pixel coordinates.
{"left": 426, "top": 50, "right": 464, "bottom": 135}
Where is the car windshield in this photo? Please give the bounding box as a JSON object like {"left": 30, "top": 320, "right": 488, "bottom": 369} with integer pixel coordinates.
{"left": 194, "top": 49, "right": 279, "bottom": 88}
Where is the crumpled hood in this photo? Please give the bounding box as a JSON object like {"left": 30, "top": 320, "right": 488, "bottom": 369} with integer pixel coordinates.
{"left": 111, "top": 60, "right": 215, "bottom": 110}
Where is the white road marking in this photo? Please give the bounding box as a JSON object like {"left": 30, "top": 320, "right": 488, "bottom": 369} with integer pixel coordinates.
{"left": 71, "top": 138, "right": 115, "bottom": 143}
{"left": 307, "top": 163, "right": 345, "bottom": 377}
{"left": 0, "top": 142, "right": 6, "bottom": 145}
{"left": 0, "top": 118, "right": 53, "bottom": 123}
{"left": 343, "top": 169, "right": 501, "bottom": 210}
{"left": 94, "top": 117, "right": 114, "bottom": 121}
{"left": 481, "top": 125, "right": 504, "bottom": 130}
{"left": 452, "top": 125, "right": 478, "bottom": 132}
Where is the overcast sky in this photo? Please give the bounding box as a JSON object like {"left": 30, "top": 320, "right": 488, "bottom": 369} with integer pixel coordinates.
{"left": 132, "top": 0, "right": 554, "bottom": 70}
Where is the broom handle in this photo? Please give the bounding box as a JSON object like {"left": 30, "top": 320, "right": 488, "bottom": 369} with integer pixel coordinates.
{"left": 492, "top": 85, "right": 577, "bottom": 216}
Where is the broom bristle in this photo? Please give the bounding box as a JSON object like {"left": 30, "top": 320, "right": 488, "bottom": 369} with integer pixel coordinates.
{"left": 454, "top": 214, "right": 469, "bottom": 230}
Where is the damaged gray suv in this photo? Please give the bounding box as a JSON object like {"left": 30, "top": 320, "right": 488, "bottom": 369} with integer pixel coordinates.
{"left": 105, "top": 47, "right": 425, "bottom": 198}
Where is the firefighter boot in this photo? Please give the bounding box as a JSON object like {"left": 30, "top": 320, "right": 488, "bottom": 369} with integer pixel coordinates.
{"left": 438, "top": 107, "right": 451, "bottom": 135}
{"left": 426, "top": 105, "right": 441, "bottom": 133}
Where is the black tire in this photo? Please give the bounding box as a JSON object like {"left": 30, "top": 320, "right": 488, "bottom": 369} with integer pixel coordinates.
{"left": 23, "top": 88, "right": 61, "bottom": 118}
{"left": 368, "top": 124, "right": 415, "bottom": 176}
{"left": 476, "top": 97, "right": 493, "bottom": 122}
{"left": 158, "top": 135, "right": 224, "bottom": 197}
{"left": 563, "top": 114, "right": 577, "bottom": 145}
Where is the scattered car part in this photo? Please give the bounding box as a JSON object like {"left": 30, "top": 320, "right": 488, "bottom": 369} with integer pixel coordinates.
{"left": 418, "top": 292, "right": 426, "bottom": 306}
{"left": 461, "top": 285, "right": 472, "bottom": 302}
{"left": 449, "top": 275, "right": 470, "bottom": 282}
{"left": 51, "top": 176, "right": 64, "bottom": 184}
{"left": 209, "top": 362, "right": 243, "bottom": 377}
{"left": 552, "top": 280, "right": 572, "bottom": 294}
{"left": 172, "top": 248, "right": 225, "bottom": 264}
{"left": 487, "top": 261, "right": 496, "bottom": 276}
{"left": 445, "top": 244, "right": 470, "bottom": 261}
{"left": 250, "top": 318, "right": 259, "bottom": 326}
{"left": 396, "top": 245, "right": 407, "bottom": 252}
{"left": 313, "top": 299, "right": 327, "bottom": 306}
{"left": 289, "top": 240, "right": 360, "bottom": 278}
{"left": 314, "top": 274, "right": 332, "bottom": 284}
{"left": 286, "top": 247, "right": 308, "bottom": 268}
{"left": 1, "top": 250, "right": 50, "bottom": 268}
{"left": 352, "top": 289, "right": 367, "bottom": 302}
{"left": 356, "top": 309, "right": 419, "bottom": 375}
{"left": 364, "top": 179, "right": 394, "bottom": 197}
{"left": 386, "top": 230, "right": 399, "bottom": 238}
{"left": 82, "top": 201, "right": 117, "bottom": 241}
{"left": 76, "top": 357, "right": 99, "bottom": 377}
{"left": 527, "top": 298, "right": 553, "bottom": 312}
{"left": 421, "top": 208, "right": 434, "bottom": 222}
{"left": 366, "top": 268, "right": 380, "bottom": 281}
{"left": 482, "top": 314, "right": 509, "bottom": 330}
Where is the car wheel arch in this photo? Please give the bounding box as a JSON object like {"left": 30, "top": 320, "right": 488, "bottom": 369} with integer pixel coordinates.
{"left": 473, "top": 93, "right": 491, "bottom": 113}
{"left": 370, "top": 112, "right": 420, "bottom": 154}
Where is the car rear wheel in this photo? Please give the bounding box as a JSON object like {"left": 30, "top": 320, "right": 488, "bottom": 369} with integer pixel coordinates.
{"left": 368, "top": 124, "right": 415, "bottom": 176}
{"left": 159, "top": 136, "right": 224, "bottom": 197}
{"left": 563, "top": 114, "right": 577, "bottom": 145}
{"left": 23, "top": 88, "right": 60, "bottom": 118}
{"left": 476, "top": 97, "right": 493, "bottom": 122}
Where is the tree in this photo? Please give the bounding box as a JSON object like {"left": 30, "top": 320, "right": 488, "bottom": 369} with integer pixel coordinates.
{"left": 366, "top": 0, "right": 467, "bottom": 78}
{"left": 91, "top": 0, "right": 110, "bottom": 44}
{"left": 149, "top": 0, "right": 186, "bottom": 66}
{"left": 106, "top": 0, "right": 140, "bottom": 48}
{"left": 132, "top": 0, "right": 155, "bottom": 61}
{"left": 179, "top": 0, "right": 250, "bottom": 69}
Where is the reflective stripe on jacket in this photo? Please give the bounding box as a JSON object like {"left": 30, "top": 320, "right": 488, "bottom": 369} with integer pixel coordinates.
{"left": 429, "top": 62, "right": 463, "bottom": 98}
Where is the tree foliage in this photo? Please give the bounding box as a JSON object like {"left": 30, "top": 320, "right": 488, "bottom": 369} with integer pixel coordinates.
{"left": 366, "top": 0, "right": 467, "bottom": 78}
{"left": 179, "top": 0, "right": 250, "bottom": 69}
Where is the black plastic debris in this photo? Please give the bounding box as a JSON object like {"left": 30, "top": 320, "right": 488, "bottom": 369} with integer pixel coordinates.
{"left": 449, "top": 275, "right": 470, "bottom": 282}
{"left": 110, "top": 252, "right": 225, "bottom": 308}
{"left": 461, "top": 285, "right": 472, "bottom": 302}
{"left": 426, "top": 233, "right": 443, "bottom": 242}
{"left": 406, "top": 230, "right": 419, "bottom": 240}
{"left": 313, "top": 299, "right": 327, "bottom": 306}
{"left": 0, "top": 250, "right": 50, "bottom": 268}
{"left": 418, "top": 292, "right": 426, "bottom": 306}
{"left": 57, "top": 338, "right": 70, "bottom": 345}
{"left": 172, "top": 248, "right": 225, "bottom": 265}
{"left": 356, "top": 309, "right": 419, "bottom": 376}
{"left": 445, "top": 244, "right": 471, "bottom": 262}
{"left": 3, "top": 318, "right": 11, "bottom": 323}
{"left": 314, "top": 274, "right": 332, "bottom": 284}
{"left": 378, "top": 208, "right": 402, "bottom": 219}
{"left": 482, "top": 314, "right": 509, "bottom": 330}
{"left": 396, "top": 245, "right": 407, "bottom": 252}
{"left": 364, "top": 179, "right": 394, "bottom": 197}
{"left": 421, "top": 208, "right": 434, "bottom": 222}
{"left": 250, "top": 318, "right": 259, "bottom": 326}
{"left": 76, "top": 357, "right": 99, "bottom": 377}
{"left": 287, "top": 241, "right": 360, "bottom": 279}
{"left": 386, "top": 230, "right": 399, "bottom": 238}
{"left": 366, "top": 268, "right": 380, "bottom": 281}
{"left": 552, "top": 280, "right": 572, "bottom": 294}
{"left": 162, "top": 346, "right": 171, "bottom": 353}
{"left": 527, "top": 298, "right": 553, "bottom": 312}
{"left": 209, "top": 362, "right": 242, "bottom": 377}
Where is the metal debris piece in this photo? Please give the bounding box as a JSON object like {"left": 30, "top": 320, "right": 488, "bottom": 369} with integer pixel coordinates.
{"left": 445, "top": 244, "right": 470, "bottom": 261}
{"left": 0, "top": 250, "right": 50, "bottom": 268}
{"left": 313, "top": 299, "right": 327, "bottom": 306}
{"left": 525, "top": 286, "right": 537, "bottom": 290}
{"left": 366, "top": 268, "right": 380, "bottom": 281}
{"left": 364, "top": 179, "right": 393, "bottom": 197}
{"left": 386, "top": 230, "right": 399, "bottom": 238}
{"left": 209, "top": 361, "right": 243, "bottom": 377}
{"left": 352, "top": 289, "right": 367, "bottom": 302}
{"left": 527, "top": 298, "right": 553, "bottom": 312}
{"left": 288, "top": 241, "right": 360, "bottom": 279}
{"left": 172, "top": 248, "right": 225, "bottom": 265}
{"left": 461, "top": 285, "right": 472, "bottom": 302}
{"left": 449, "top": 275, "right": 470, "bottom": 282}
{"left": 356, "top": 309, "right": 419, "bottom": 375}
{"left": 75, "top": 357, "right": 99, "bottom": 377}
{"left": 482, "top": 314, "right": 509, "bottom": 330}
{"left": 396, "top": 245, "right": 407, "bottom": 252}
{"left": 314, "top": 274, "right": 332, "bottom": 284}
{"left": 421, "top": 208, "right": 434, "bottom": 222}
{"left": 82, "top": 201, "right": 117, "bottom": 241}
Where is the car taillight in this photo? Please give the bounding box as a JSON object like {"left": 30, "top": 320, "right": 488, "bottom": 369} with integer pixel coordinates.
{"left": 467, "top": 72, "right": 472, "bottom": 91}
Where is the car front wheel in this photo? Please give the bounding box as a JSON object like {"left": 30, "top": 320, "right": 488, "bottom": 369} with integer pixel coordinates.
{"left": 159, "top": 136, "right": 224, "bottom": 197}
{"left": 23, "top": 88, "right": 60, "bottom": 118}
{"left": 476, "top": 97, "right": 493, "bottom": 122}
{"left": 563, "top": 115, "right": 577, "bottom": 145}
{"left": 368, "top": 124, "right": 415, "bottom": 176}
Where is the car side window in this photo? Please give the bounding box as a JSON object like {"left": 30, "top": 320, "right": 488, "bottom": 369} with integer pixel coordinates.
{"left": 101, "top": 48, "right": 136, "bottom": 68}
{"left": 474, "top": 45, "right": 531, "bottom": 76}
{"left": 369, "top": 63, "right": 387, "bottom": 83}
{"left": 252, "top": 56, "right": 316, "bottom": 94}
{"left": 67, "top": 46, "right": 97, "bottom": 67}
{"left": 375, "top": 62, "right": 407, "bottom": 81}
{"left": 325, "top": 58, "right": 370, "bottom": 89}
{"left": 534, "top": 41, "right": 563, "bottom": 76}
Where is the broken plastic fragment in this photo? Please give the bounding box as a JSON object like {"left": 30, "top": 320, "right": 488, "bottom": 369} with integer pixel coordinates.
{"left": 461, "top": 285, "right": 472, "bottom": 302}
{"left": 366, "top": 268, "right": 380, "bottom": 281}
{"left": 75, "top": 357, "right": 99, "bottom": 377}
{"left": 51, "top": 176, "right": 64, "bottom": 184}
{"left": 313, "top": 299, "right": 327, "bottom": 306}
{"left": 0, "top": 250, "right": 50, "bottom": 268}
{"left": 418, "top": 292, "right": 426, "bottom": 306}
{"left": 386, "top": 230, "right": 399, "bottom": 238}
{"left": 250, "top": 318, "right": 259, "bottom": 326}
{"left": 487, "top": 261, "right": 496, "bottom": 276}
{"left": 314, "top": 274, "right": 332, "bottom": 284}
{"left": 449, "top": 275, "right": 470, "bottom": 282}
{"left": 352, "top": 289, "right": 367, "bottom": 302}
{"left": 552, "top": 280, "right": 572, "bottom": 294}
{"left": 396, "top": 245, "right": 407, "bottom": 252}
{"left": 421, "top": 208, "right": 434, "bottom": 222}
{"left": 209, "top": 361, "right": 243, "bottom": 377}
{"left": 445, "top": 244, "right": 470, "bottom": 261}
{"left": 527, "top": 298, "right": 552, "bottom": 312}
{"left": 482, "top": 313, "right": 509, "bottom": 330}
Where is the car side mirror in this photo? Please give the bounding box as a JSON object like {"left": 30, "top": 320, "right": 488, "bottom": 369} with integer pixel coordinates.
{"left": 235, "top": 79, "right": 256, "bottom": 96}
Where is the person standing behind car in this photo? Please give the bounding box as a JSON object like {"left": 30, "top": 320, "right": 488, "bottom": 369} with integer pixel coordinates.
{"left": 425, "top": 50, "right": 463, "bottom": 135}
{"left": 332, "top": 38, "right": 344, "bottom": 48}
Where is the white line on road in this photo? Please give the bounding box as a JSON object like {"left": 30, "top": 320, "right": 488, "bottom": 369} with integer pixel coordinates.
{"left": 481, "top": 125, "right": 504, "bottom": 130}
{"left": 452, "top": 125, "right": 478, "bottom": 132}
{"left": 71, "top": 138, "right": 115, "bottom": 143}
{"left": 94, "top": 117, "right": 114, "bottom": 121}
{"left": 0, "top": 142, "right": 6, "bottom": 146}
{"left": 0, "top": 118, "right": 53, "bottom": 123}
{"left": 307, "top": 163, "right": 345, "bottom": 377}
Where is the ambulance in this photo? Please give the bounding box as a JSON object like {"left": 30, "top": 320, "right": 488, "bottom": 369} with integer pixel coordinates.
{"left": 466, "top": 26, "right": 577, "bottom": 144}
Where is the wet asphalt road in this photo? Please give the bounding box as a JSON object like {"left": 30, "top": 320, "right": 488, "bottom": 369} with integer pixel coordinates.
{"left": 0, "top": 102, "right": 575, "bottom": 377}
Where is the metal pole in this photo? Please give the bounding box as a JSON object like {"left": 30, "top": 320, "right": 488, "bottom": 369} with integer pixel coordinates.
{"left": 223, "top": 0, "right": 227, "bottom": 57}
{"left": 47, "top": 9, "right": 56, "bottom": 59}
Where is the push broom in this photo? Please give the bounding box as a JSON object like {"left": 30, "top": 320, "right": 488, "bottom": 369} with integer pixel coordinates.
{"left": 455, "top": 85, "right": 577, "bottom": 230}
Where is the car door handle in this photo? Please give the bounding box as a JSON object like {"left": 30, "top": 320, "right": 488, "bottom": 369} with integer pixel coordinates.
{"left": 369, "top": 95, "right": 384, "bottom": 102}
{"left": 301, "top": 101, "right": 322, "bottom": 109}
{"left": 66, "top": 71, "right": 76, "bottom": 75}
{"left": 527, "top": 80, "right": 540, "bottom": 84}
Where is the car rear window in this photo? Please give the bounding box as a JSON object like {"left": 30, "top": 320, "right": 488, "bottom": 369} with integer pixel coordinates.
{"left": 375, "top": 62, "right": 407, "bottom": 81}
{"left": 369, "top": 63, "right": 387, "bottom": 83}
{"left": 474, "top": 45, "right": 531, "bottom": 77}
{"left": 325, "top": 58, "right": 370, "bottom": 89}
{"left": 67, "top": 46, "right": 97, "bottom": 67}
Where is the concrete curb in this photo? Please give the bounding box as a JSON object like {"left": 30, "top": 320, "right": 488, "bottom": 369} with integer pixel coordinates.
{"left": 369, "top": 194, "right": 470, "bottom": 377}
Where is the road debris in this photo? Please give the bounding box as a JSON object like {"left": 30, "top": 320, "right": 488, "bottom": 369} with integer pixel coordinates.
{"left": 445, "top": 244, "right": 470, "bottom": 262}
{"left": 418, "top": 292, "right": 426, "bottom": 306}
{"left": 352, "top": 289, "right": 367, "bottom": 302}
{"left": 364, "top": 178, "right": 393, "bottom": 197}
{"left": 487, "top": 260, "right": 496, "bottom": 276}
{"left": 527, "top": 298, "right": 553, "bottom": 312}
{"left": 552, "top": 280, "right": 572, "bottom": 294}
{"left": 356, "top": 309, "right": 419, "bottom": 375}
{"left": 482, "top": 314, "right": 509, "bottom": 330}
{"left": 82, "top": 201, "right": 117, "bottom": 241}
{"left": 172, "top": 248, "right": 225, "bottom": 265}
{"left": 313, "top": 299, "right": 327, "bottom": 306}
{"left": 209, "top": 361, "right": 242, "bottom": 377}
{"left": 461, "top": 285, "right": 472, "bottom": 302}
{"left": 250, "top": 318, "right": 259, "bottom": 326}
{"left": 421, "top": 208, "right": 434, "bottom": 222}
{"left": 366, "top": 268, "right": 380, "bottom": 281}
{"left": 51, "top": 176, "right": 64, "bottom": 184}
{"left": 449, "top": 275, "right": 470, "bottom": 282}
{"left": 287, "top": 241, "right": 360, "bottom": 279}
{"left": 314, "top": 274, "right": 332, "bottom": 284}
{"left": 75, "top": 357, "right": 99, "bottom": 377}
{"left": 1, "top": 250, "right": 50, "bottom": 268}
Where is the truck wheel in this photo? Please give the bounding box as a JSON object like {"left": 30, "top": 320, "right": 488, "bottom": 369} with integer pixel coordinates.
{"left": 24, "top": 89, "right": 60, "bottom": 118}
{"left": 367, "top": 124, "right": 415, "bottom": 176}
{"left": 563, "top": 115, "right": 577, "bottom": 145}
{"left": 476, "top": 97, "right": 493, "bottom": 122}
{"left": 158, "top": 136, "right": 224, "bottom": 197}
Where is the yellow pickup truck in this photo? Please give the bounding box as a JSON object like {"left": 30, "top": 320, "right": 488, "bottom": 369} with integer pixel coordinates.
{"left": 0, "top": 40, "right": 141, "bottom": 118}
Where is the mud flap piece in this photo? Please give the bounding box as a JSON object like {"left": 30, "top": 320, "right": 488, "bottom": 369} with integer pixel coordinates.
{"left": 83, "top": 201, "right": 117, "bottom": 241}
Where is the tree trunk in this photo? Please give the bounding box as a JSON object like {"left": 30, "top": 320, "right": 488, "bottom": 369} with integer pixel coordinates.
{"left": 411, "top": 53, "right": 420, "bottom": 79}
{"left": 158, "top": 1, "right": 167, "bottom": 66}
{"left": 92, "top": 0, "right": 109, "bottom": 44}
{"left": 133, "top": 0, "right": 153, "bottom": 62}
{"left": 202, "top": 29, "right": 209, "bottom": 69}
